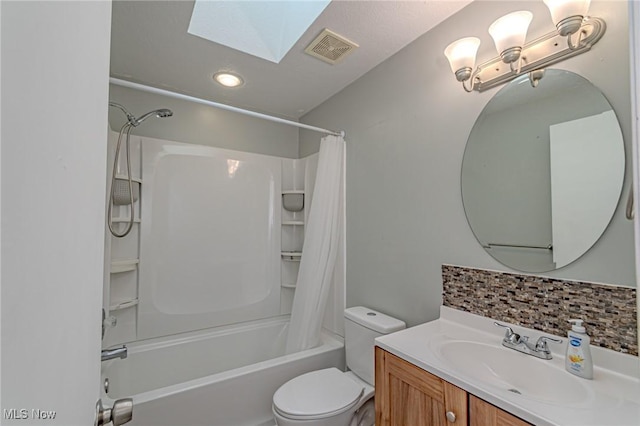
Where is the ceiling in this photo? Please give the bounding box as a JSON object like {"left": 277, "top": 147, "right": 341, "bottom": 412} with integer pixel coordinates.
{"left": 110, "top": 1, "right": 472, "bottom": 120}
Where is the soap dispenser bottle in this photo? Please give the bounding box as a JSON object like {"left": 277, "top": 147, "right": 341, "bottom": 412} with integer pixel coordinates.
{"left": 565, "top": 319, "right": 593, "bottom": 379}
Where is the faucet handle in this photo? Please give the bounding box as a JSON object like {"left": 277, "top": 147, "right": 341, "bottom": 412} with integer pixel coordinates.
{"left": 535, "top": 336, "right": 562, "bottom": 352}
{"left": 494, "top": 322, "right": 521, "bottom": 344}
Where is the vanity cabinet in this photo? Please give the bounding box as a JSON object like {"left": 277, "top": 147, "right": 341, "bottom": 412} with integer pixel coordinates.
{"left": 375, "top": 348, "right": 467, "bottom": 425}
{"left": 375, "top": 348, "right": 530, "bottom": 426}
{"left": 469, "top": 396, "right": 529, "bottom": 426}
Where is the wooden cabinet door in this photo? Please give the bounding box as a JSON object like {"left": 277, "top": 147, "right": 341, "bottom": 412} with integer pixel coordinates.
{"left": 375, "top": 348, "right": 468, "bottom": 426}
{"left": 469, "top": 395, "right": 531, "bottom": 426}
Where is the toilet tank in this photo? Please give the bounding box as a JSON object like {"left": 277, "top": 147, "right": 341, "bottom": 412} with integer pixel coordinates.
{"left": 344, "top": 307, "right": 406, "bottom": 385}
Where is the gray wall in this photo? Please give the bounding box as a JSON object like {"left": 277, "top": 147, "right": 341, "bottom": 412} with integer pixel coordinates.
{"left": 299, "top": 0, "right": 635, "bottom": 327}
{"left": 109, "top": 84, "right": 299, "bottom": 158}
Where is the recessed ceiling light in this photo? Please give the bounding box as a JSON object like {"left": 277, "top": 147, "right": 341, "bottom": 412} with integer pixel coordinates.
{"left": 213, "top": 72, "right": 244, "bottom": 88}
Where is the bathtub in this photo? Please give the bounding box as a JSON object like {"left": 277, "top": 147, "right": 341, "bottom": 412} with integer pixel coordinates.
{"left": 102, "top": 316, "right": 345, "bottom": 426}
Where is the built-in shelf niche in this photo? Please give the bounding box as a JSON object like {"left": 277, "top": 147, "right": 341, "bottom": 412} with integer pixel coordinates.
{"left": 111, "top": 217, "right": 142, "bottom": 224}
{"left": 109, "top": 298, "right": 139, "bottom": 311}
{"left": 280, "top": 158, "right": 307, "bottom": 315}
{"left": 103, "top": 131, "right": 142, "bottom": 347}
{"left": 281, "top": 251, "right": 302, "bottom": 261}
{"left": 114, "top": 175, "right": 142, "bottom": 183}
{"left": 110, "top": 259, "right": 139, "bottom": 274}
{"left": 281, "top": 193, "right": 304, "bottom": 258}
{"left": 282, "top": 190, "right": 304, "bottom": 212}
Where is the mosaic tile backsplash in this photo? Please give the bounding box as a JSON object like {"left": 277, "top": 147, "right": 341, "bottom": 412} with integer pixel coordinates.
{"left": 442, "top": 265, "right": 637, "bottom": 355}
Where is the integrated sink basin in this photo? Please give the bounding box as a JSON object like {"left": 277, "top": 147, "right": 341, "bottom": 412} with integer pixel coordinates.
{"left": 436, "top": 340, "right": 591, "bottom": 405}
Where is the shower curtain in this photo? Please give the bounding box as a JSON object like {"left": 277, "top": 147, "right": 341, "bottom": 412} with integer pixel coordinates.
{"left": 285, "top": 134, "right": 345, "bottom": 353}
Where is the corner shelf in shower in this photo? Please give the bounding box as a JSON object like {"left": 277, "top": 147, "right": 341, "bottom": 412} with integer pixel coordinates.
{"left": 114, "top": 175, "right": 143, "bottom": 184}
{"left": 281, "top": 187, "right": 304, "bottom": 307}
{"left": 111, "top": 217, "right": 141, "bottom": 224}
{"left": 110, "top": 259, "right": 139, "bottom": 273}
{"left": 281, "top": 252, "right": 302, "bottom": 261}
{"left": 109, "top": 298, "right": 139, "bottom": 311}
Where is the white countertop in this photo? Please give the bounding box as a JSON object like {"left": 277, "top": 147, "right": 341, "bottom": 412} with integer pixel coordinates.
{"left": 375, "top": 306, "right": 640, "bottom": 426}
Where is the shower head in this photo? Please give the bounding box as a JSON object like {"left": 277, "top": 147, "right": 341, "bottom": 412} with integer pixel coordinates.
{"left": 108, "top": 101, "right": 173, "bottom": 127}
{"left": 156, "top": 109, "right": 173, "bottom": 118}
{"left": 133, "top": 108, "right": 173, "bottom": 126}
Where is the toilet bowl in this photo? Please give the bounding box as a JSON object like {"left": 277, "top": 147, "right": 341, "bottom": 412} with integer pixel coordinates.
{"left": 272, "top": 369, "right": 374, "bottom": 426}
{"left": 272, "top": 307, "right": 405, "bottom": 426}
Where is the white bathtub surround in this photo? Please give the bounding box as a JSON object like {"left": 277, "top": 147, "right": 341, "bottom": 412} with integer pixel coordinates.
{"left": 104, "top": 134, "right": 345, "bottom": 345}
{"left": 101, "top": 133, "right": 347, "bottom": 424}
{"left": 286, "top": 134, "right": 346, "bottom": 353}
{"left": 137, "top": 141, "right": 283, "bottom": 339}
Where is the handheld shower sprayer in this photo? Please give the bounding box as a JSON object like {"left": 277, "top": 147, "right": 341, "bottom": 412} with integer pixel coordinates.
{"left": 132, "top": 108, "right": 173, "bottom": 126}
{"left": 107, "top": 102, "right": 173, "bottom": 237}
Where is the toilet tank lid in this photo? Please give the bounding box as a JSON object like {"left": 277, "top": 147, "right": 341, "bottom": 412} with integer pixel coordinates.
{"left": 344, "top": 307, "right": 406, "bottom": 334}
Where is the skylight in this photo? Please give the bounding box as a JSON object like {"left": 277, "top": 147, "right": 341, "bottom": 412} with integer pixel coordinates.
{"left": 188, "top": 0, "right": 331, "bottom": 64}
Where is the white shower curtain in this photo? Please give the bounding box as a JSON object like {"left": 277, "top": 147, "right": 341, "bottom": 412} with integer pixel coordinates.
{"left": 285, "top": 134, "right": 345, "bottom": 353}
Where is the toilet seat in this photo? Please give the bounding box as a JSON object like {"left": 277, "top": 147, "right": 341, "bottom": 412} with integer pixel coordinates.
{"left": 273, "top": 368, "right": 364, "bottom": 421}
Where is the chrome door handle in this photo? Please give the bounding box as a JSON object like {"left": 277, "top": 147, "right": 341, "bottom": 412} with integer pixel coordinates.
{"left": 95, "top": 398, "right": 133, "bottom": 426}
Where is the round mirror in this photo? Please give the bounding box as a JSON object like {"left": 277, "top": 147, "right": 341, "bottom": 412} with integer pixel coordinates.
{"left": 461, "top": 69, "right": 624, "bottom": 272}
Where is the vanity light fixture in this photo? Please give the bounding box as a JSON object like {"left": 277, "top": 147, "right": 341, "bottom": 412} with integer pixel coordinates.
{"left": 444, "top": 1, "right": 605, "bottom": 93}
{"left": 213, "top": 72, "right": 244, "bottom": 88}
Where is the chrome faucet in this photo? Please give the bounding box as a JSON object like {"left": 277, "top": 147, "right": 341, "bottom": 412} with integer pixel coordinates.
{"left": 494, "top": 322, "right": 562, "bottom": 360}
{"left": 101, "top": 345, "right": 128, "bottom": 362}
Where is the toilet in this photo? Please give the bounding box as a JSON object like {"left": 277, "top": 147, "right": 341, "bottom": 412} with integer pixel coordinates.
{"left": 272, "top": 307, "right": 406, "bottom": 426}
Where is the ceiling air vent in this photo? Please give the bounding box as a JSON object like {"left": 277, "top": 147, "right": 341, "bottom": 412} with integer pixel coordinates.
{"left": 304, "top": 29, "right": 358, "bottom": 65}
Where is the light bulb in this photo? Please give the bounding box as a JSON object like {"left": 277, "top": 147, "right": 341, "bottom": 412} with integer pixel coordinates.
{"left": 444, "top": 37, "right": 481, "bottom": 81}
{"left": 543, "top": 0, "right": 590, "bottom": 36}
{"left": 213, "top": 72, "right": 244, "bottom": 88}
{"left": 488, "top": 11, "right": 533, "bottom": 64}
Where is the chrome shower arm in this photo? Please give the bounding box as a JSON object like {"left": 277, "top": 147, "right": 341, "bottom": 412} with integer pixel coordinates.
{"left": 109, "top": 101, "right": 137, "bottom": 126}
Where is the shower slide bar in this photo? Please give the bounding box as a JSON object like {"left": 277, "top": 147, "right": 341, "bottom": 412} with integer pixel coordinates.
{"left": 483, "top": 243, "right": 553, "bottom": 250}
{"left": 109, "top": 78, "right": 345, "bottom": 138}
